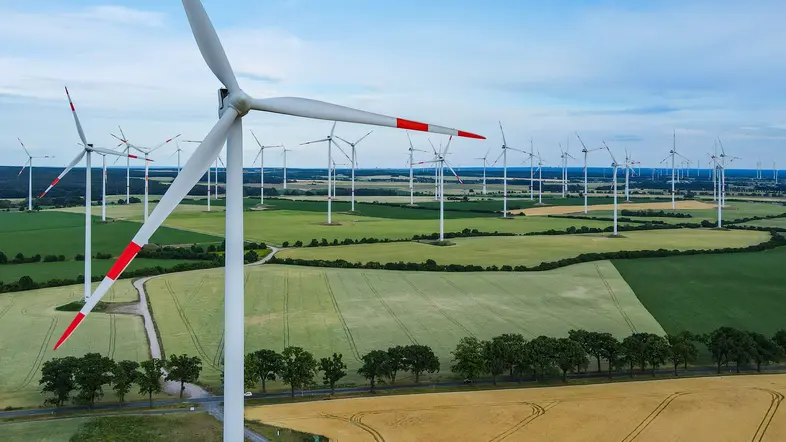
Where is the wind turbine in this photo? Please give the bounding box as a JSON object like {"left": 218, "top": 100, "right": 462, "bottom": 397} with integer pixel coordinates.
{"left": 50, "top": 4, "right": 483, "bottom": 442}
{"left": 492, "top": 122, "right": 523, "bottom": 218}
{"left": 558, "top": 143, "right": 576, "bottom": 198}
{"left": 168, "top": 139, "right": 187, "bottom": 175}
{"left": 406, "top": 133, "right": 427, "bottom": 205}
{"left": 250, "top": 130, "right": 283, "bottom": 206}
{"left": 421, "top": 137, "right": 463, "bottom": 240}
{"left": 335, "top": 130, "right": 373, "bottom": 212}
{"left": 475, "top": 147, "right": 492, "bottom": 196}
{"left": 16, "top": 138, "right": 53, "bottom": 211}
{"left": 661, "top": 130, "right": 690, "bottom": 210}
{"left": 774, "top": 161, "right": 779, "bottom": 185}
{"left": 183, "top": 139, "right": 211, "bottom": 210}
{"left": 602, "top": 141, "right": 621, "bottom": 236}
{"left": 301, "top": 122, "right": 340, "bottom": 223}
{"left": 575, "top": 133, "right": 603, "bottom": 214}
{"left": 39, "top": 88, "right": 138, "bottom": 301}
{"left": 623, "top": 148, "right": 640, "bottom": 202}
{"left": 528, "top": 139, "right": 536, "bottom": 200}
{"left": 281, "top": 146, "right": 291, "bottom": 190}
{"left": 535, "top": 151, "right": 546, "bottom": 204}
{"left": 112, "top": 133, "right": 181, "bottom": 221}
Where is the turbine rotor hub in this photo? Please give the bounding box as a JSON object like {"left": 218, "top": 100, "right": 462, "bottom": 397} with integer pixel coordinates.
{"left": 227, "top": 90, "right": 252, "bottom": 117}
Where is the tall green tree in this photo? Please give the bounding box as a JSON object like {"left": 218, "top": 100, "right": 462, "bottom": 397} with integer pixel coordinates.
{"left": 74, "top": 353, "right": 115, "bottom": 407}
{"left": 39, "top": 356, "right": 78, "bottom": 407}
{"left": 385, "top": 346, "right": 406, "bottom": 384}
{"left": 165, "top": 354, "right": 202, "bottom": 399}
{"left": 111, "top": 360, "right": 139, "bottom": 404}
{"left": 773, "top": 329, "right": 786, "bottom": 351}
{"left": 357, "top": 350, "right": 389, "bottom": 393}
{"left": 644, "top": 334, "right": 669, "bottom": 376}
{"left": 554, "top": 338, "right": 588, "bottom": 382}
{"left": 318, "top": 353, "right": 347, "bottom": 395}
{"left": 246, "top": 349, "right": 283, "bottom": 393}
{"left": 403, "top": 344, "right": 440, "bottom": 383}
{"left": 528, "top": 336, "right": 557, "bottom": 381}
{"left": 567, "top": 329, "right": 591, "bottom": 373}
{"left": 621, "top": 333, "right": 649, "bottom": 375}
{"left": 280, "top": 346, "right": 318, "bottom": 398}
{"left": 482, "top": 339, "right": 506, "bottom": 385}
{"left": 494, "top": 333, "right": 527, "bottom": 378}
{"left": 137, "top": 358, "right": 166, "bottom": 408}
{"left": 728, "top": 330, "right": 755, "bottom": 374}
{"left": 451, "top": 337, "right": 484, "bottom": 381}
{"left": 598, "top": 335, "right": 621, "bottom": 380}
{"left": 588, "top": 332, "right": 615, "bottom": 373}
{"left": 749, "top": 332, "right": 783, "bottom": 373}
{"left": 707, "top": 327, "right": 737, "bottom": 374}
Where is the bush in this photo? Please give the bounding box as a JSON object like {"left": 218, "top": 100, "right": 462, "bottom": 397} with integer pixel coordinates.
{"left": 43, "top": 255, "right": 59, "bottom": 263}
{"left": 75, "top": 254, "right": 85, "bottom": 261}
{"left": 94, "top": 252, "right": 112, "bottom": 260}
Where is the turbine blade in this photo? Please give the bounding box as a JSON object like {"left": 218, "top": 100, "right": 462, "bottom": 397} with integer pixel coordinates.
{"left": 250, "top": 129, "right": 264, "bottom": 149}
{"left": 40, "top": 150, "right": 86, "bottom": 198}
{"left": 355, "top": 130, "right": 374, "bottom": 145}
{"left": 491, "top": 150, "right": 504, "bottom": 166}
{"left": 17, "top": 159, "right": 30, "bottom": 177}
{"left": 64, "top": 87, "right": 88, "bottom": 147}
{"left": 575, "top": 132, "right": 588, "bottom": 151}
{"left": 92, "top": 146, "right": 138, "bottom": 158}
{"left": 333, "top": 135, "right": 351, "bottom": 145}
{"left": 53, "top": 108, "right": 239, "bottom": 351}
{"left": 181, "top": 0, "right": 239, "bottom": 92}
{"left": 334, "top": 143, "right": 352, "bottom": 162}
{"left": 150, "top": 134, "right": 181, "bottom": 152}
{"left": 428, "top": 138, "right": 438, "bottom": 155}
{"left": 300, "top": 138, "right": 328, "bottom": 146}
{"left": 17, "top": 138, "right": 31, "bottom": 157}
{"left": 330, "top": 121, "right": 337, "bottom": 138}
{"left": 498, "top": 121, "right": 507, "bottom": 146}
{"left": 445, "top": 160, "right": 463, "bottom": 184}
{"left": 442, "top": 136, "right": 454, "bottom": 156}
{"left": 250, "top": 97, "right": 484, "bottom": 139}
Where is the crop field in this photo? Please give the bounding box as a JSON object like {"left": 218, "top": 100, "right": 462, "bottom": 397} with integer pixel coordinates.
{"left": 613, "top": 245, "right": 786, "bottom": 336}
{"left": 2, "top": 417, "right": 90, "bottom": 442}
{"left": 515, "top": 200, "right": 716, "bottom": 216}
{"left": 247, "top": 374, "right": 786, "bottom": 442}
{"left": 742, "top": 217, "right": 786, "bottom": 229}
{"left": 569, "top": 201, "right": 786, "bottom": 224}
{"left": 0, "top": 211, "right": 220, "bottom": 257}
{"left": 0, "top": 258, "right": 198, "bottom": 282}
{"left": 0, "top": 280, "right": 148, "bottom": 408}
{"left": 162, "top": 208, "right": 617, "bottom": 246}
{"left": 277, "top": 229, "right": 769, "bottom": 267}
{"left": 146, "top": 262, "right": 664, "bottom": 387}
{"left": 53, "top": 200, "right": 216, "bottom": 221}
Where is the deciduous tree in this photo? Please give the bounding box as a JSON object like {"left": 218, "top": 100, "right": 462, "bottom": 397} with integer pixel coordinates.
{"left": 111, "top": 360, "right": 139, "bottom": 404}
{"left": 318, "top": 353, "right": 347, "bottom": 395}
{"left": 554, "top": 338, "right": 588, "bottom": 382}
{"left": 165, "top": 354, "right": 202, "bottom": 399}
{"left": 39, "top": 356, "right": 78, "bottom": 407}
{"left": 137, "top": 358, "right": 166, "bottom": 408}
{"left": 482, "top": 339, "right": 506, "bottom": 385}
{"left": 451, "top": 337, "right": 484, "bottom": 381}
{"left": 749, "top": 332, "right": 783, "bottom": 373}
{"left": 403, "top": 344, "right": 440, "bottom": 383}
{"left": 528, "top": 336, "right": 557, "bottom": 381}
{"left": 280, "top": 346, "right": 317, "bottom": 398}
{"left": 385, "top": 346, "right": 406, "bottom": 384}
{"left": 74, "top": 353, "right": 115, "bottom": 407}
{"left": 246, "top": 349, "right": 283, "bottom": 393}
{"left": 358, "top": 350, "right": 389, "bottom": 393}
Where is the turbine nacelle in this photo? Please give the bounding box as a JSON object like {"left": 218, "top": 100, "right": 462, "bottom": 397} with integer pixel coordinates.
{"left": 220, "top": 88, "right": 253, "bottom": 117}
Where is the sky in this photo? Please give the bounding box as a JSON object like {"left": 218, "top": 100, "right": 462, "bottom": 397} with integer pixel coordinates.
{"left": 1, "top": 0, "right": 785, "bottom": 171}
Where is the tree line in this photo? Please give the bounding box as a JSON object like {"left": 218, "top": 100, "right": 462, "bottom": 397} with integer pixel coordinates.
{"left": 619, "top": 209, "right": 693, "bottom": 218}
{"left": 40, "top": 353, "right": 202, "bottom": 408}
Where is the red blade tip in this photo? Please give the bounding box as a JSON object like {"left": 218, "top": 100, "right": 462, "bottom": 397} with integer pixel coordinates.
{"left": 458, "top": 131, "right": 485, "bottom": 140}
{"left": 53, "top": 312, "right": 85, "bottom": 350}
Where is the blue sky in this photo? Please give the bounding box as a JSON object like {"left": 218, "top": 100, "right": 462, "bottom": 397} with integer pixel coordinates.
{"left": 1, "top": 0, "right": 785, "bottom": 170}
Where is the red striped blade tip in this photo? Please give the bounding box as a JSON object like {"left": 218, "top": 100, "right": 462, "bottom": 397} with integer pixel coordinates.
{"left": 458, "top": 130, "right": 485, "bottom": 140}
{"left": 53, "top": 312, "right": 85, "bottom": 350}
{"left": 107, "top": 242, "right": 142, "bottom": 280}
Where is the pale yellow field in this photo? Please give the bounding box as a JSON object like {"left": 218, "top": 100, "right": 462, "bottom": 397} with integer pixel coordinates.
{"left": 515, "top": 200, "right": 715, "bottom": 216}
{"left": 247, "top": 374, "right": 786, "bottom": 442}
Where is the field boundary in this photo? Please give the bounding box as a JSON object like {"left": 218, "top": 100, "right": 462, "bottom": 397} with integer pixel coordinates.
{"left": 595, "top": 263, "right": 637, "bottom": 333}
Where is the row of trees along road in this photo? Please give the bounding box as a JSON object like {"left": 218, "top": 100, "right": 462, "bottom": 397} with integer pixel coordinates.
{"left": 40, "top": 353, "right": 201, "bottom": 407}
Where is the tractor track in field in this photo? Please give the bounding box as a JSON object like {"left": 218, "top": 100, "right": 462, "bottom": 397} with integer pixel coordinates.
{"left": 362, "top": 273, "right": 419, "bottom": 346}
{"left": 18, "top": 316, "right": 57, "bottom": 390}
{"left": 751, "top": 388, "right": 784, "bottom": 442}
{"left": 595, "top": 263, "right": 637, "bottom": 333}
{"left": 108, "top": 313, "right": 117, "bottom": 361}
{"left": 320, "top": 413, "right": 387, "bottom": 442}
{"left": 488, "top": 401, "right": 558, "bottom": 442}
{"left": 322, "top": 272, "right": 362, "bottom": 362}
{"left": 0, "top": 299, "right": 16, "bottom": 322}
{"left": 283, "top": 270, "right": 290, "bottom": 348}
{"left": 164, "top": 279, "right": 220, "bottom": 370}
{"left": 440, "top": 276, "right": 531, "bottom": 336}
{"left": 621, "top": 391, "right": 689, "bottom": 441}
{"left": 401, "top": 275, "right": 475, "bottom": 338}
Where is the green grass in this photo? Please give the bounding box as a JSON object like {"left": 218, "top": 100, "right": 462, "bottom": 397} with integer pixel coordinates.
{"left": 415, "top": 196, "right": 669, "bottom": 212}
{"left": 146, "top": 262, "right": 664, "bottom": 389}
{"left": 613, "top": 246, "right": 786, "bottom": 336}
{"left": 0, "top": 281, "right": 148, "bottom": 408}
{"left": 277, "top": 229, "right": 770, "bottom": 267}
{"left": 580, "top": 201, "right": 786, "bottom": 224}
{"left": 162, "top": 208, "right": 618, "bottom": 246}
{"left": 68, "top": 413, "right": 222, "bottom": 441}
{"left": 0, "top": 211, "right": 220, "bottom": 257}
{"left": 0, "top": 259, "right": 198, "bottom": 283}
{"left": 1, "top": 417, "right": 91, "bottom": 442}
{"left": 741, "top": 217, "right": 786, "bottom": 229}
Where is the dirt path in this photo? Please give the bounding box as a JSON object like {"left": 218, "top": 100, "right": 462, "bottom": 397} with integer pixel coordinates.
{"left": 514, "top": 200, "right": 715, "bottom": 216}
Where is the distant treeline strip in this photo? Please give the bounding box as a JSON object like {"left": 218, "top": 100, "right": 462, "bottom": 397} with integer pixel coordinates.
{"left": 269, "top": 232, "right": 786, "bottom": 273}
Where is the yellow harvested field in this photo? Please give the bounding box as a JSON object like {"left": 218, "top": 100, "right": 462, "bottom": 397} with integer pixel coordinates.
{"left": 515, "top": 200, "right": 716, "bottom": 216}
{"left": 247, "top": 374, "right": 786, "bottom": 442}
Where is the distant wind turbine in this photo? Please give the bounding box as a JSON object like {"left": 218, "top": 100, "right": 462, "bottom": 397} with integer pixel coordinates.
{"left": 492, "top": 122, "right": 524, "bottom": 218}
{"left": 16, "top": 138, "right": 53, "bottom": 211}
{"left": 335, "top": 130, "right": 373, "bottom": 212}
{"left": 575, "top": 133, "right": 603, "bottom": 214}
{"left": 250, "top": 130, "right": 283, "bottom": 206}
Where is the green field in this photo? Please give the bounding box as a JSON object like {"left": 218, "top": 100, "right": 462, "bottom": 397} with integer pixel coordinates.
{"left": 0, "top": 281, "right": 148, "bottom": 408}
{"left": 162, "top": 208, "right": 618, "bottom": 246}
{"left": 0, "top": 211, "right": 220, "bottom": 257}
{"left": 0, "top": 258, "right": 198, "bottom": 283}
{"left": 146, "top": 263, "right": 664, "bottom": 388}
{"left": 277, "top": 229, "right": 769, "bottom": 267}
{"left": 613, "top": 246, "right": 786, "bottom": 336}
{"left": 741, "top": 217, "right": 786, "bottom": 229}
{"left": 53, "top": 201, "right": 215, "bottom": 222}
{"left": 2, "top": 417, "right": 90, "bottom": 442}
{"left": 574, "top": 201, "right": 786, "bottom": 224}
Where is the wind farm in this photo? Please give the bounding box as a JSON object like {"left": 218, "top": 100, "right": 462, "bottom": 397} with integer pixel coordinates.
{"left": 1, "top": 1, "right": 786, "bottom": 441}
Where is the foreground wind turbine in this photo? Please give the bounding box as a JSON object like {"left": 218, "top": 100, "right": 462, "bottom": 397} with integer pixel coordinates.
{"left": 603, "top": 141, "right": 621, "bottom": 236}
{"left": 51, "top": 4, "right": 484, "bottom": 442}
{"left": 575, "top": 133, "right": 603, "bottom": 214}
{"left": 475, "top": 147, "right": 492, "bottom": 196}
{"left": 17, "top": 138, "right": 53, "bottom": 211}
{"left": 183, "top": 139, "right": 211, "bottom": 210}
{"left": 301, "top": 122, "right": 340, "bottom": 223}
{"left": 406, "top": 133, "right": 427, "bottom": 205}
{"left": 492, "top": 122, "right": 523, "bottom": 217}
{"left": 422, "top": 136, "right": 463, "bottom": 240}
{"left": 336, "top": 130, "right": 373, "bottom": 212}
{"left": 40, "top": 88, "right": 138, "bottom": 301}
{"left": 250, "top": 130, "right": 283, "bottom": 206}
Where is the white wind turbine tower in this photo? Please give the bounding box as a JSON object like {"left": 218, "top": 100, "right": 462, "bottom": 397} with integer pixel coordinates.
{"left": 213, "top": 156, "right": 226, "bottom": 200}
{"left": 623, "top": 148, "right": 640, "bottom": 202}
{"left": 301, "top": 122, "right": 341, "bottom": 224}
{"left": 575, "top": 133, "right": 603, "bottom": 214}
{"left": 168, "top": 139, "right": 187, "bottom": 175}
{"left": 492, "top": 122, "right": 523, "bottom": 218}
{"left": 558, "top": 143, "right": 576, "bottom": 198}
{"left": 182, "top": 139, "right": 212, "bottom": 210}
{"left": 528, "top": 139, "right": 536, "bottom": 200}
{"left": 50, "top": 3, "right": 484, "bottom": 441}
{"left": 281, "top": 146, "right": 291, "bottom": 190}
{"left": 40, "top": 88, "right": 138, "bottom": 300}
{"left": 250, "top": 130, "right": 283, "bottom": 206}
{"left": 475, "top": 147, "right": 492, "bottom": 196}
{"left": 602, "top": 141, "right": 621, "bottom": 236}
{"left": 406, "top": 133, "right": 427, "bottom": 205}
{"left": 421, "top": 136, "right": 463, "bottom": 241}
{"left": 16, "top": 138, "right": 53, "bottom": 211}
{"left": 112, "top": 133, "right": 181, "bottom": 221}
{"left": 535, "top": 150, "right": 546, "bottom": 204}
{"left": 335, "top": 130, "right": 373, "bottom": 212}
{"left": 774, "top": 160, "right": 778, "bottom": 185}
{"left": 661, "top": 130, "right": 690, "bottom": 210}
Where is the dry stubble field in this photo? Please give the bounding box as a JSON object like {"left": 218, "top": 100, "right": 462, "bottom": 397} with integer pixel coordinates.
{"left": 247, "top": 374, "right": 786, "bottom": 442}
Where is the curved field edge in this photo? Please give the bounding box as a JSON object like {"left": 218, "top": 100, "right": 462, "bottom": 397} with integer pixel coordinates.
{"left": 144, "top": 262, "right": 664, "bottom": 389}
{"left": 275, "top": 229, "right": 771, "bottom": 268}
{"left": 613, "top": 245, "right": 786, "bottom": 336}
